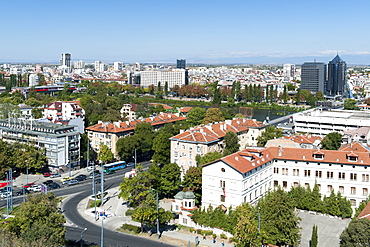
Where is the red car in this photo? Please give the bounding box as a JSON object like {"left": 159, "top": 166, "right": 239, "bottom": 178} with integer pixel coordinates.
{"left": 22, "top": 183, "right": 35, "bottom": 188}
{"left": 43, "top": 173, "right": 51, "bottom": 177}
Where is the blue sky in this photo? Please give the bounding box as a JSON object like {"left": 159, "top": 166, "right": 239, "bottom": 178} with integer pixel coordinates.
{"left": 1, "top": 0, "right": 370, "bottom": 64}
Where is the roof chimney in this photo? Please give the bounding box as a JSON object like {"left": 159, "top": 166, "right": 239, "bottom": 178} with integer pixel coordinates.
{"left": 278, "top": 146, "right": 283, "bottom": 156}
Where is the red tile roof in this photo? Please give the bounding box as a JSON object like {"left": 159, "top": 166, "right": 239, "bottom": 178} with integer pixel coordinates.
{"left": 180, "top": 107, "right": 193, "bottom": 113}
{"left": 283, "top": 134, "right": 322, "bottom": 144}
{"left": 86, "top": 113, "right": 186, "bottom": 133}
{"left": 339, "top": 142, "right": 370, "bottom": 153}
{"left": 171, "top": 119, "right": 264, "bottom": 144}
{"left": 357, "top": 201, "right": 370, "bottom": 220}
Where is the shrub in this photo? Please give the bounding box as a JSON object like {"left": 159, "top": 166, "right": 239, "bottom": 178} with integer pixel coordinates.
{"left": 220, "top": 233, "right": 227, "bottom": 239}
{"left": 89, "top": 199, "right": 101, "bottom": 208}
{"left": 212, "top": 233, "right": 217, "bottom": 239}
{"left": 204, "top": 230, "right": 213, "bottom": 236}
{"left": 196, "top": 229, "right": 202, "bottom": 234}
{"left": 189, "top": 227, "right": 195, "bottom": 233}
{"left": 125, "top": 209, "right": 135, "bottom": 216}
{"left": 120, "top": 223, "right": 141, "bottom": 234}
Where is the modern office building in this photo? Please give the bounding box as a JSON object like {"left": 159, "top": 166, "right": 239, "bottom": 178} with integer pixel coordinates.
{"left": 176, "top": 59, "right": 186, "bottom": 69}
{"left": 327, "top": 55, "right": 347, "bottom": 96}
{"left": 0, "top": 118, "right": 80, "bottom": 170}
{"left": 60, "top": 53, "right": 71, "bottom": 68}
{"left": 300, "top": 61, "right": 326, "bottom": 94}
{"left": 140, "top": 69, "right": 188, "bottom": 88}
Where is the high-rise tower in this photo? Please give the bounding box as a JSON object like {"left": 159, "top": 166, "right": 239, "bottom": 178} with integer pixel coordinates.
{"left": 300, "top": 61, "right": 326, "bottom": 94}
{"left": 327, "top": 55, "right": 346, "bottom": 96}
{"left": 60, "top": 53, "right": 71, "bottom": 68}
{"left": 176, "top": 59, "right": 186, "bottom": 69}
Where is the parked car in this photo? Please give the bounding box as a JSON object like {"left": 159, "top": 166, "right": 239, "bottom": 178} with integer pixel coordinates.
{"left": 74, "top": 174, "right": 87, "bottom": 181}
{"left": 43, "top": 180, "right": 54, "bottom": 185}
{"left": 48, "top": 182, "right": 60, "bottom": 190}
{"left": 61, "top": 176, "right": 73, "bottom": 183}
{"left": 0, "top": 191, "right": 12, "bottom": 198}
{"left": 28, "top": 185, "right": 42, "bottom": 192}
{"left": 16, "top": 189, "right": 30, "bottom": 196}
{"left": 89, "top": 173, "right": 101, "bottom": 179}
{"left": 22, "top": 183, "right": 35, "bottom": 189}
{"left": 87, "top": 166, "right": 96, "bottom": 171}
{"left": 43, "top": 172, "right": 52, "bottom": 177}
{"left": 65, "top": 180, "right": 79, "bottom": 186}
{"left": 50, "top": 173, "right": 61, "bottom": 178}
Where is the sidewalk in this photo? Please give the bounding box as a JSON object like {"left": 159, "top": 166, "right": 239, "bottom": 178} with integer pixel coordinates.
{"left": 67, "top": 187, "right": 234, "bottom": 247}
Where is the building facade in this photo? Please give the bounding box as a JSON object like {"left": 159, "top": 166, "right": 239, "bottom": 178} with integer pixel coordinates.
{"left": 327, "top": 55, "right": 347, "bottom": 96}
{"left": 0, "top": 118, "right": 80, "bottom": 170}
{"left": 140, "top": 69, "right": 188, "bottom": 88}
{"left": 60, "top": 53, "right": 71, "bottom": 68}
{"left": 170, "top": 119, "right": 265, "bottom": 175}
{"left": 300, "top": 61, "right": 326, "bottom": 94}
{"left": 202, "top": 145, "right": 370, "bottom": 209}
{"left": 176, "top": 59, "right": 186, "bottom": 69}
{"left": 120, "top": 103, "right": 138, "bottom": 121}
{"left": 43, "top": 101, "right": 85, "bottom": 122}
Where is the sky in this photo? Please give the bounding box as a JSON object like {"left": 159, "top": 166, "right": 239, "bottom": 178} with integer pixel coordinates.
{"left": 1, "top": 0, "right": 370, "bottom": 64}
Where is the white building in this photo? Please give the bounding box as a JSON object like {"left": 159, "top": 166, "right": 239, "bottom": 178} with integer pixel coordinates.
{"left": 94, "top": 61, "right": 107, "bottom": 72}
{"left": 113, "top": 62, "right": 123, "bottom": 71}
{"left": 202, "top": 145, "right": 370, "bottom": 209}
{"left": 283, "top": 63, "right": 295, "bottom": 81}
{"left": 293, "top": 108, "right": 370, "bottom": 135}
{"left": 140, "top": 69, "right": 188, "bottom": 88}
{"left": 120, "top": 103, "right": 138, "bottom": 121}
{"left": 172, "top": 191, "right": 198, "bottom": 227}
{"left": 28, "top": 74, "right": 39, "bottom": 87}
{"left": 74, "top": 60, "right": 85, "bottom": 69}
{"left": 43, "top": 101, "right": 85, "bottom": 122}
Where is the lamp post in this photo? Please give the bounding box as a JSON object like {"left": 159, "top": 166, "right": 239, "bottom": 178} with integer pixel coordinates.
{"left": 100, "top": 214, "right": 105, "bottom": 247}
{"left": 155, "top": 190, "right": 160, "bottom": 239}
{"left": 26, "top": 163, "right": 28, "bottom": 185}
{"left": 68, "top": 159, "right": 71, "bottom": 177}
{"left": 80, "top": 227, "right": 87, "bottom": 247}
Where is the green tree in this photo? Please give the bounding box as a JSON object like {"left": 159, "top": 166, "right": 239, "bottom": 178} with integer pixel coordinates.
{"left": 212, "top": 86, "right": 221, "bottom": 105}
{"left": 316, "top": 91, "right": 324, "bottom": 101}
{"left": 265, "top": 85, "right": 269, "bottom": 103}
{"left": 340, "top": 218, "right": 370, "bottom": 247}
{"left": 0, "top": 193, "right": 66, "bottom": 246}
{"left": 135, "top": 122, "right": 155, "bottom": 155}
{"left": 157, "top": 81, "right": 161, "bottom": 92}
{"left": 283, "top": 85, "right": 288, "bottom": 103}
{"left": 257, "top": 125, "right": 283, "bottom": 147}
{"left": 152, "top": 132, "right": 172, "bottom": 165}
{"left": 321, "top": 132, "right": 342, "bottom": 150}
{"left": 97, "top": 143, "right": 114, "bottom": 163}
{"left": 182, "top": 167, "right": 202, "bottom": 205}
{"left": 257, "top": 188, "right": 301, "bottom": 246}
{"left": 116, "top": 135, "right": 140, "bottom": 161}
{"left": 344, "top": 98, "right": 358, "bottom": 110}
{"left": 195, "top": 151, "right": 223, "bottom": 166}
{"left": 159, "top": 163, "right": 181, "bottom": 198}
{"left": 235, "top": 81, "right": 241, "bottom": 101}
{"left": 164, "top": 81, "right": 169, "bottom": 96}
{"left": 269, "top": 85, "right": 274, "bottom": 103}
{"left": 296, "top": 88, "right": 301, "bottom": 105}
{"left": 233, "top": 203, "right": 262, "bottom": 247}
{"left": 310, "top": 225, "right": 318, "bottom": 247}
{"left": 223, "top": 131, "right": 240, "bottom": 156}
{"left": 202, "top": 108, "right": 225, "bottom": 124}
{"left": 186, "top": 107, "right": 206, "bottom": 126}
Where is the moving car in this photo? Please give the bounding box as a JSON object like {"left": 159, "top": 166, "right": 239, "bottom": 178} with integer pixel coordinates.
{"left": 89, "top": 173, "right": 101, "bottom": 179}
{"left": 61, "top": 176, "right": 73, "bottom": 183}
{"left": 65, "top": 180, "right": 79, "bottom": 186}
{"left": 43, "top": 180, "right": 54, "bottom": 185}
{"left": 22, "top": 183, "right": 35, "bottom": 188}
{"left": 43, "top": 172, "right": 51, "bottom": 177}
{"left": 48, "top": 182, "right": 60, "bottom": 189}
{"left": 16, "top": 189, "right": 30, "bottom": 196}
{"left": 50, "top": 173, "right": 61, "bottom": 178}
{"left": 105, "top": 169, "right": 115, "bottom": 175}
{"left": 74, "top": 174, "right": 87, "bottom": 181}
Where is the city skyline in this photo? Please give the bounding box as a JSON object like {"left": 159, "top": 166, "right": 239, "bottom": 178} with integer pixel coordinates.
{"left": 1, "top": 0, "right": 370, "bottom": 64}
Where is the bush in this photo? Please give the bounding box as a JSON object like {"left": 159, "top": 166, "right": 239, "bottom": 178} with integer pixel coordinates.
{"left": 196, "top": 229, "right": 202, "bottom": 234}
{"left": 189, "top": 227, "right": 195, "bottom": 233}
{"left": 204, "top": 230, "right": 213, "bottom": 236}
{"left": 120, "top": 223, "right": 141, "bottom": 234}
{"left": 89, "top": 199, "right": 101, "bottom": 208}
{"left": 220, "top": 233, "right": 227, "bottom": 239}
{"left": 212, "top": 233, "right": 217, "bottom": 239}
{"left": 125, "top": 209, "right": 135, "bottom": 216}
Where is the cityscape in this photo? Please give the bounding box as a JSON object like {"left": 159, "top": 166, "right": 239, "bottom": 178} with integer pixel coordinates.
{"left": 2, "top": 0, "right": 370, "bottom": 247}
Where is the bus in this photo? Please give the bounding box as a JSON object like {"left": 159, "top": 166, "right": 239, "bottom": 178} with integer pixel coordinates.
{"left": 103, "top": 161, "right": 126, "bottom": 172}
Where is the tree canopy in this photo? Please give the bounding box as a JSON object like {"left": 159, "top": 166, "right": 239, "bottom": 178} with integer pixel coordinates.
{"left": 186, "top": 107, "right": 206, "bottom": 126}
{"left": 321, "top": 132, "right": 342, "bottom": 150}
{"left": 340, "top": 218, "right": 370, "bottom": 247}
{"left": 343, "top": 98, "right": 358, "bottom": 110}
{"left": 202, "top": 108, "right": 225, "bottom": 124}
{"left": 195, "top": 152, "right": 223, "bottom": 166}
{"left": 256, "top": 125, "right": 283, "bottom": 147}
{"left": 223, "top": 131, "right": 240, "bottom": 156}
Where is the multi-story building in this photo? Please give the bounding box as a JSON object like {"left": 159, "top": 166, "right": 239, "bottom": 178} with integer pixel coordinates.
{"left": 266, "top": 134, "right": 322, "bottom": 149}
{"left": 28, "top": 74, "right": 39, "bottom": 87}
{"left": 293, "top": 108, "right": 370, "bottom": 135}
{"left": 140, "top": 69, "right": 188, "bottom": 88}
{"left": 43, "top": 101, "right": 85, "bottom": 122}
{"left": 202, "top": 144, "right": 370, "bottom": 209}
{"left": 170, "top": 119, "right": 265, "bottom": 175}
{"left": 300, "top": 61, "right": 326, "bottom": 94}
{"left": 74, "top": 60, "right": 85, "bottom": 69}
{"left": 120, "top": 103, "right": 138, "bottom": 121}
{"left": 113, "top": 62, "right": 123, "bottom": 71}
{"left": 0, "top": 118, "right": 80, "bottom": 170}
{"left": 327, "top": 55, "right": 347, "bottom": 96}
{"left": 283, "top": 63, "right": 295, "bottom": 81}
{"left": 177, "top": 59, "right": 186, "bottom": 69}
{"left": 60, "top": 53, "right": 71, "bottom": 68}
{"left": 86, "top": 113, "right": 186, "bottom": 158}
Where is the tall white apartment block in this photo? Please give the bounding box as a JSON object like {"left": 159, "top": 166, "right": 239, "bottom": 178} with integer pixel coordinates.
{"left": 114, "top": 62, "right": 123, "bottom": 71}
{"left": 283, "top": 63, "right": 295, "bottom": 81}
{"left": 74, "top": 60, "right": 85, "bottom": 69}
{"left": 140, "top": 69, "right": 188, "bottom": 88}
{"left": 94, "top": 61, "right": 107, "bottom": 72}
{"left": 60, "top": 53, "right": 71, "bottom": 68}
{"left": 28, "top": 74, "right": 40, "bottom": 87}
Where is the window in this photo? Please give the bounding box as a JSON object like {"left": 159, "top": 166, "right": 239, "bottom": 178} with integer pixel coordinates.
{"left": 176, "top": 205, "right": 179, "bottom": 211}
{"left": 283, "top": 181, "right": 287, "bottom": 188}
{"left": 293, "top": 182, "right": 299, "bottom": 187}
{"left": 315, "top": 171, "right": 322, "bottom": 178}
{"left": 274, "top": 180, "right": 278, "bottom": 187}
{"left": 185, "top": 201, "right": 188, "bottom": 207}
{"left": 304, "top": 170, "right": 311, "bottom": 177}
{"left": 174, "top": 151, "right": 178, "bottom": 157}
{"left": 350, "top": 199, "right": 356, "bottom": 207}
{"left": 282, "top": 168, "right": 288, "bottom": 175}
{"left": 339, "top": 186, "right": 344, "bottom": 193}
{"left": 274, "top": 168, "right": 279, "bottom": 174}
{"left": 350, "top": 173, "right": 357, "bottom": 181}
{"left": 220, "top": 195, "right": 225, "bottom": 202}
{"left": 362, "top": 174, "right": 369, "bottom": 182}
{"left": 293, "top": 169, "right": 299, "bottom": 176}
{"left": 183, "top": 218, "right": 188, "bottom": 224}
{"left": 189, "top": 153, "right": 192, "bottom": 159}
{"left": 317, "top": 184, "right": 321, "bottom": 191}
{"left": 327, "top": 185, "right": 333, "bottom": 192}
{"left": 351, "top": 187, "right": 356, "bottom": 195}
{"left": 221, "top": 168, "right": 225, "bottom": 172}
{"left": 196, "top": 146, "right": 201, "bottom": 152}
{"left": 189, "top": 202, "right": 192, "bottom": 207}
{"left": 363, "top": 188, "right": 368, "bottom": 196}
{"left": 182, "top": 145, "right": 185, "bottom": 150}
{"left": 338, "top": 172, "right": 345, "bottom": 180}
{"left": 220, "top": 180, "right": 225, "bottom": 188}
{"left": 327, "top": 171, "right": 333, "bottom": 179}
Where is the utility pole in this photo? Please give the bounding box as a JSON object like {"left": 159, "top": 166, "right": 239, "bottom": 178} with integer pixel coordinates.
{"left": 134, "top": 148, "right": 137, "bottom": 169}
{"left": 26, "top": 163, "right": 28, "bottom": 184}
{"left": 87, "top": 139, "right": 89, "bottom": 172}
{"left": 156, "top": 190, "right": 160, "bottom": 239}
{"left": 100, "top": 162, "right": 105, "bottom": 246}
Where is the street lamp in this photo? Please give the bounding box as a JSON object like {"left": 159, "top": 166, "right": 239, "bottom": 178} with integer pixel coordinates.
{"left": 67, "top": 159, "right": 71, "bottom": 177}
{"left": 151, "top": 188, "right": 160, "bottom": 239}
{"left": 80, "top": 227, "right": 87, "bottom": 247}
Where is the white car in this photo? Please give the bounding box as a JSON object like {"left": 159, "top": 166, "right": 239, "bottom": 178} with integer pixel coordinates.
{"left": 87, "top": 166, "right": 96, "bottom": 171}
{"left": 28, "top": 185, "right": 43, "bottom": 192}
{"left": 0, "top": 191, "right": 12, "bottom": 198}
{"left": 50, "top": 173, "right": 61, "bottom": 178}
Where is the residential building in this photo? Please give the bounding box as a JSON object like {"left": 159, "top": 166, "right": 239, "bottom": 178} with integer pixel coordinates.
{"left": 172, "top": 191, "right": 198, "bottom": 227}
{"left": 170, "top": 119, "right": 265, "bottom": 175}
{"left": 43, "top": 101, "right": 85, "bottom": 122}
{"left": 342, "top": 127, "right": 370, "bottom": 145}
{"left": 0, "top": 118, "right": 80, "bottom": 170}
{"left": 60, "top": 53, "right": 71, "bottom": 68}
{"left": 327, "top": 55, "right": 347, "bottom": 96}
{"left": 202, "top": 145, "right": 370, "bottom": 209}
{"left": 283, "top": 63, "right": 295, "bottom": 81}
{"left": 86, "top": 113, "right": 186, "bottom": 158}
{"left": 120, "top": 103, "right": 138, "bottom": 121}
{"left": 28, "top": 74, "right": 39, "bottom": 87}
{"left": 177, "top": 59, "right": 186, "bottom": 69}
{"left": 266, "top": 134, "right": 322, "bottom": 149}
{"left": 140, "top": 69, "right": 188, "bottom": 88}
{"left": 300, "top": 61, "right": 326, "bottom": 94}
{"left": 113, "top": 62, "right": 123, "bottom": 71}
{"left": 293, "top": 108, "right": 370, "bottom": 135}
{"left": 74, "top": 60, "right": 85, "bottom": 69}
{"left": 18, "top": 104, "right": 33, "bottom": 117}
{"left": 94, "top": 61, "right": 107, "bottom": 72}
